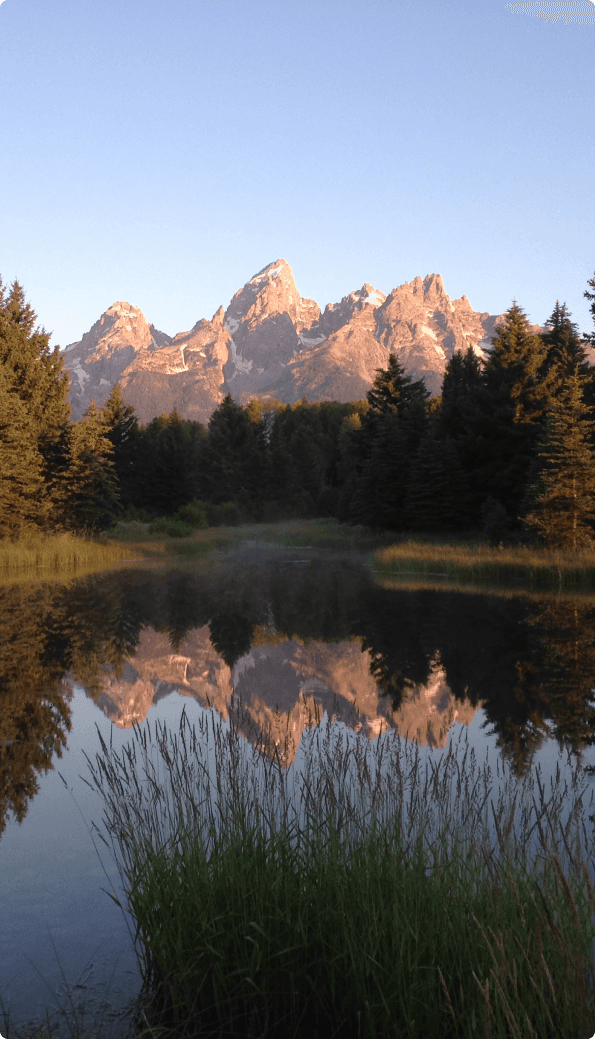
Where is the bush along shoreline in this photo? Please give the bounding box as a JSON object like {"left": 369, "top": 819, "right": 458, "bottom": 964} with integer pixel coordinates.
{"left": 86, "top": 706, "right": 595, "bottom": 1039}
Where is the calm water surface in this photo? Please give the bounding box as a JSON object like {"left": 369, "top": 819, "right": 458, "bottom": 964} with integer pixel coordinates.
{"left": 2, "top": 545, "right": 595, "bottom": 1034}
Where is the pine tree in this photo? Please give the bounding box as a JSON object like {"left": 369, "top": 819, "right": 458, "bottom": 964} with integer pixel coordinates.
{"left": 199, "top": 395, "right": 267, "bottom": 511}
{"left": 135, "top": 410, "right": 205, "bottom": 515}
{"left": 484, "top": 302, "right": 549, "bottom": 423}
{"left": 437, "top": 348, "right": 486, "bottom": 523}
{"left": 524, "top": 370, "right": 595, "bottom": 549}
{"left": 406, "top": 431, "right": 471, "bottom": 530}
{"left": 100, "top": 384, "right": 139, "bottom": 510}
{"left": 62, "top": 401, "right": 120, "bottom": 531}
{"left": 366, "top": 353, "right": 430, "bottom": 416}
{"left": 539, "top": 301, "right": 590, "bottom": 394}
{"left": 584, "top": 271, "right": 595, "bottom": 348}
{"left": 0, "top": 367, "right": 46, "bottom": 536}
{"left": 438, "top": 347, "right": 483, "bottom": 441}
{"left": 476, "top": 303, "right": 548, "bottom": 521}
{"left": 0, "top": 278, "right": 70, "bottom": 525}
{"left": 344, "top": 356, "right": 429, "bottom": 529}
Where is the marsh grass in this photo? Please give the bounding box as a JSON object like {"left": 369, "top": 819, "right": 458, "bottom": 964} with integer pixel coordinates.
{"left": 85, "top": 704, "right": 595, "bottom": 1038}
{"left": 373, "top": 539, "right": 595, "bottom": 590}
{"left": 108, "top": 518, "right": 389, "bottom": 559}
{"left": 0, "top": 533, "right": 135, "bottom": 577}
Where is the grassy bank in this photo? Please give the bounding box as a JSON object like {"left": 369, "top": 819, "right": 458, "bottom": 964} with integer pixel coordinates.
{"left": 373, "top": 538, "right": 595, "bottom": 590}
{"left": 0, "top": 532, "right": 136, "bottom": 578}
{"left": 108, "top": 517, "right": 390, "bottom": 560}
{"left": 108, "top": 518, "right": 595, "bottom": 591}
{"left": 86, "top": 708, "right": 595, "bottom": 1039}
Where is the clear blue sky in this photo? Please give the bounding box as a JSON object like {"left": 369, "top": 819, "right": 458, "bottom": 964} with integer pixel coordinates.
{"left": 0, "top": 0, "right": 593, "bottom": 348}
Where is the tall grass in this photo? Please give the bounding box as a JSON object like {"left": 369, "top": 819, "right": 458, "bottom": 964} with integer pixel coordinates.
{"left": 86, "top": 704, "right": 595, "bottom": 1039}
{"left": 0, "top": 532, "right": 135, "bottom": 576}
{"left": 373, "top": 539, "right": 595, "bottom": 590}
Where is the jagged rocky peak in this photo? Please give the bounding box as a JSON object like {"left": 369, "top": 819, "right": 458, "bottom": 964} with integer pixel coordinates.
{"left": 316, "top": 282, "right": 386, "bottom": 338}
{"left": 224, "top": 259, "right": 320, "bottom": 334}
{"left": 64, "top": 299, "right": 175, "bottom": 418}
{"left": 64, "top": 300, "right": 172, "bottom": 363}
{"left": 222, "top": 260, "right": 321, "bottom": 386}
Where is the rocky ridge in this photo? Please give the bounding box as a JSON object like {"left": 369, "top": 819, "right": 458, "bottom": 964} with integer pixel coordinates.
{"left": 63, "top": 260, "right": 509, "bottom": 422}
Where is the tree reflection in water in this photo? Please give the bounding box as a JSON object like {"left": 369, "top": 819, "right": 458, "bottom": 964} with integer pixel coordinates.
{"left": 1, "top": 556, "right": 595, "bottom": 834}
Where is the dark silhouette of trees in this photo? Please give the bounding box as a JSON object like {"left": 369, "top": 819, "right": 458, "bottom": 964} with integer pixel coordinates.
{"left": 134, "top": 409, "right": 206, "bottom": 515}
{"left": 340, "top": 355, "right": 429, "bottom": 529}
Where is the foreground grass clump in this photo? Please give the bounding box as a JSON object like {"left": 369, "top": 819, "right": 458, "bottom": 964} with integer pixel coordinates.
{"left": 373, "top": 538, "right": 595, "bottom": 589}
{"left": 87, "top": 708, "right": 595, "bottom": 1039}
{"left": 0, "top": 532, "right": 135, "bottom": 575}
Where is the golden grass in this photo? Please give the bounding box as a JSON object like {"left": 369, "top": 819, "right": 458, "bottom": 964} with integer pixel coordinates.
{"left": 375, "top": 574, "right": 595, "bottom": 605}
{"left": 373, "top": 538, "right": 595, "bottom": 590}
{"left": 0, "top": 532, "right": 136, "bottom": 579}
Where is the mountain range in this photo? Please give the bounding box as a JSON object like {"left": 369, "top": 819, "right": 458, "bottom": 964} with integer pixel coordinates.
{"left": 62, "top": 259, "right": 512, "bottom": 423}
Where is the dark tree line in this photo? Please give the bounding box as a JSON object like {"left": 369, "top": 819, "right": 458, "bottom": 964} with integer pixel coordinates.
{"left": 3, "top": 272, "right": 595, "bottom": 545}
{"left": 104, "top": 394, "right": 366, "bottom": 526}
{"left": 338, "top": 287, "right": 595, "bottom": 547}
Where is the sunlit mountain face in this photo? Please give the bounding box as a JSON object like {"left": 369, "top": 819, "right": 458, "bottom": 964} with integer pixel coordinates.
{"left": 2, "top": 549, "right": 595, "bottom": 834}
{"left": 63, "top": 260, "right": 519, "bottom": 423}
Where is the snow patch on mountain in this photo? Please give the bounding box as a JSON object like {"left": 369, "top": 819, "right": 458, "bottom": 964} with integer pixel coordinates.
{"left": 421, "top": 325, "right": 437, "bottom": 340}
{"left": 72, "top": 366, "right": 90, "bottom": 392}
{"left": 361, "top": 289, "right": 386, "bottom": 306}
{"left": 228, "top": 339, "right": 254, "bottom": 377}
{"left": 298, "top": 334, "right": 327, "bottom": 347}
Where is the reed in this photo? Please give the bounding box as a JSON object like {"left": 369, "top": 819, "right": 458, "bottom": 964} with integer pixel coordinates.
{"left": 85, "top": 704, "right": 595, "bottom": 1038}
{"left": 373, "top": 539, "right": 595, "bottom": 590}
{"left": 0, "top": 532, "right": 135, "bottom": 576}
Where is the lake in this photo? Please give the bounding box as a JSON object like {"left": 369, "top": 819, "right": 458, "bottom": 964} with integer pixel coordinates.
{"left": 2, "top": 543, "right": 595, "bottom": 1036}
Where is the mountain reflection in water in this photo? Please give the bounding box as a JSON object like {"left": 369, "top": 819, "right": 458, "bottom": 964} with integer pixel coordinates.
{"left": 1, "top": 551, "right": 595, "bottom": 834}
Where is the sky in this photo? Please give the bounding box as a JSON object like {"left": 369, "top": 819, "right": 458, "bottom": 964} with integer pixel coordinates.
{"left": 0, "top": 0, "right": 594, "bottom": 349}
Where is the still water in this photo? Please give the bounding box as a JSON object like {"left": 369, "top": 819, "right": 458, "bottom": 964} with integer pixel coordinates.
{"left": 1, "top": 545, "right": 595, "bottom": 1034}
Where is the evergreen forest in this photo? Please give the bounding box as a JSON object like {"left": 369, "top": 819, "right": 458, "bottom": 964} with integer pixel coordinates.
{"left": 3, "top": 272, "right": 595, "bottom": 548}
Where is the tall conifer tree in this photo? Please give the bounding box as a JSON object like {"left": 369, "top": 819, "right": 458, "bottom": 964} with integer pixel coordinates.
{"left": 101, "top": 385, "right": 139, "bottom": 510}
{"left": 199, "top": 395, "right": 267, "bottom": 510}
{"left": 344, "top": 355, "right": 428, "bottom": 529}
{"left": 0, "top": 367, "right": 46, "bottom": 536}
{"left": 524, "top": 371, "right": 595, "bottom": 549}
{"left": 62, "top": 401, "right": 120, "bottom": 530}
{"left": 477, "top": 303, "right": 548, "bottom": 521}
{"left": 539, "top": 302, "right": 590, "bottom": 395}
{"left": 0, "top": 278, "right": 70, "bottom": 523}
{"left": 584, "top": 271, "right": 595, "bottom": 348}
{"left": 437, "top": 348, "right": 485, "bottom": 523}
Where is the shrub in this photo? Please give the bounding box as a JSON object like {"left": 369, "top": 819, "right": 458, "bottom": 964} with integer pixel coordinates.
{"left": 206, "top": 501, "right": 242, "bottom": 527}
{"left": 175, "top": 500, "right": 208, "bottom": 529}
{"left": 120, "top": 506, "right": 154, "bottom": 523}
{"left": 147, "top": 517, "right": 193, "bottom": 538}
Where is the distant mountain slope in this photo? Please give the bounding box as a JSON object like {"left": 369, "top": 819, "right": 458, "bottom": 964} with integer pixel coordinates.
{"left": 63, "top": 260, "right": 510, "bottom": 422}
